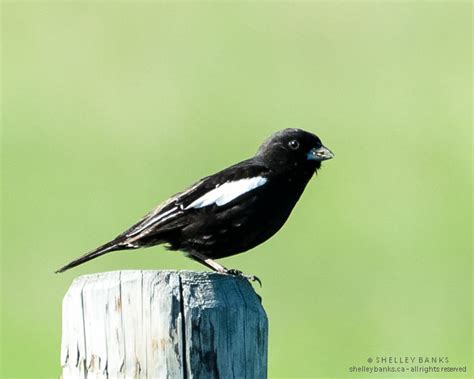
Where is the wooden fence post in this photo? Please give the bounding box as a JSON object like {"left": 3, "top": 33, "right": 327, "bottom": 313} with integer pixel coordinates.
{"left": 60, "top": 270, "right": 268, "bottom": 378}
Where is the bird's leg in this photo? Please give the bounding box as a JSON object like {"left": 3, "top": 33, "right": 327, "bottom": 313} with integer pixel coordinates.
{"left": 187, "top": 251, "right": 262, "bottom": 286}
{"left": 187, "top": 251, "right": 228, "bottom": 273}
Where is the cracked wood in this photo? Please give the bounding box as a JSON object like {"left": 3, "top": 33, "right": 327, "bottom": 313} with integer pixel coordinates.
{"left": 60, "top": 270, "right": 268, "bottom": 378}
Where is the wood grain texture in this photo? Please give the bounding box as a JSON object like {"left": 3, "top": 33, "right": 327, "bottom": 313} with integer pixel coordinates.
{"left": 60, "top": 270, "right": 267, "bottom": 378}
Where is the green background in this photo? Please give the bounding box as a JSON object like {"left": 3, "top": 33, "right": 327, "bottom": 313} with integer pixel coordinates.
{"left": 1, "top": 2, "right": 471, "bottom": 378}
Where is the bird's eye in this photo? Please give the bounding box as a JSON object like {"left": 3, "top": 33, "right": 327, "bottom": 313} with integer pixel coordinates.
{"left": 288, "top": 140, "right": 300, "bottom": 150}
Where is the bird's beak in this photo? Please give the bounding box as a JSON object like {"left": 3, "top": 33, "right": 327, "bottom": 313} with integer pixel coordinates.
{"left": 308, "top": 145, "right": 334, "bottom": 161}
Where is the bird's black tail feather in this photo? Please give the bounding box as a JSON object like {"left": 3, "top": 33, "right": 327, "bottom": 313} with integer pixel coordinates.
{"left": 55, "top": 240, "right": 127, "bottom": 273}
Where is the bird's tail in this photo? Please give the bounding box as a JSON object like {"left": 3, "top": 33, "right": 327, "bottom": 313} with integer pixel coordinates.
{"left": 55, "top": 240, "right": 128, "bottom": 273}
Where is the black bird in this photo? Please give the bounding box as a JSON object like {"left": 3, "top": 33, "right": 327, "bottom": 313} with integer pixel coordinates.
{"left": 56, "top": 129, "right": 333, "bottom": 281}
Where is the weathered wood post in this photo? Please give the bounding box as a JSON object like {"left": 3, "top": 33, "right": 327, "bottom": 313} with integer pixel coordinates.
{"left": 60, "top": 270, "right": 268, "bottom": 378}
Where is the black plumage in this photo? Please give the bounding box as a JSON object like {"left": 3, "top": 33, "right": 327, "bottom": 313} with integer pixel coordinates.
{"left": 56, "top": 128, "right": 333, "bottom": 279}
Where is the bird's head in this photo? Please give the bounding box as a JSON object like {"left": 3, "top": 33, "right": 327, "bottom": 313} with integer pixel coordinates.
{"left": 256, "top": 128, "right": 334, "bottom": 172}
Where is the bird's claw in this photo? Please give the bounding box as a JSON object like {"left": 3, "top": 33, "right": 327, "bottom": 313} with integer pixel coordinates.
{"left": 225, "top": 269, "right": 262, "bottom": 287}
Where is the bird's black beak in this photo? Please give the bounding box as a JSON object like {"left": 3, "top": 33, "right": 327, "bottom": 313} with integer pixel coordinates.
{"left": 307, "top": 145, "right": 334, "bottom": 161}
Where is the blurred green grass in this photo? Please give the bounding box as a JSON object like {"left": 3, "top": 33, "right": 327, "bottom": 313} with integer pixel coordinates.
{"left": 1, "top": 2, "right": 471, "bottom": 378}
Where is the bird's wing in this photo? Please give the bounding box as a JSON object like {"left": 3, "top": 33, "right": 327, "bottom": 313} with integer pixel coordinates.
{"left": 119, "top": 160, "right": 271, "bottom": 241}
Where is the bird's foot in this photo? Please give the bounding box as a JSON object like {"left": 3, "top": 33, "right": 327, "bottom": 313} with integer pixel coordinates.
{"left": 225, "top": 269, "right": 262, "bottom": 287}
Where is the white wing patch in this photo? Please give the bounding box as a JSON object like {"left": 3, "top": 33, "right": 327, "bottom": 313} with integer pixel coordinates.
{"left": 185, "top": 176, "right": 268, "bottom": 209}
